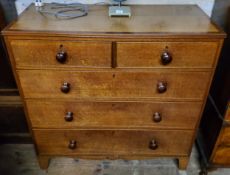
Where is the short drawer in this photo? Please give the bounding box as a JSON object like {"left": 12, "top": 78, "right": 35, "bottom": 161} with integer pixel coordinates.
{"left": 17, "top": 70, "right": 211, "bottom": 100}
{"left": 116, "top": 42, "right": 218, "bottom": 68}
{"left": 10, "top": 40, "right": 112, "bottom": 68}
{"left": 33, "top": 129, "right": 193, "bottom": 156}
{"left": 26, "top": 100, "right": 202, "bottom": 129}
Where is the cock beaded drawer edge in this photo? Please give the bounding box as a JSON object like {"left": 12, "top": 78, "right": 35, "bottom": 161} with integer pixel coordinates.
{"left": 2, "top": 4, "right": 226, "bottom": 170}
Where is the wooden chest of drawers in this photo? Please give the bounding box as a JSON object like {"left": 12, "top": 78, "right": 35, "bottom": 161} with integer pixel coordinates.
{"left": 2, "top": 4, "right": 225, "bottom": 170}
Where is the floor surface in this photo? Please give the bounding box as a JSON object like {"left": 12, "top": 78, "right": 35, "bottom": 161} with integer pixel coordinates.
{"left": 0, "top": 144, "right": 229, "bottom": 175}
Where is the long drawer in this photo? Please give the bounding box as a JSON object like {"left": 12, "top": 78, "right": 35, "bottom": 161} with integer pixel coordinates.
{"left": 117, "top": 42, "right": 218, "bottom": 68}
{"left": 26, "top": 100, "right": 202, "bottom": 129}
{"left": 10, "top": 40, "right": 112, "bottom": 68}
{"left": 17, "top": 70, "right": 211, "bottom": 100}
{"left": 34, "top": 129, "right": 193, "bottom": 156}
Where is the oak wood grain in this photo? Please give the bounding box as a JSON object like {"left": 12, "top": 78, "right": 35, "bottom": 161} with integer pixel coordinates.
{"left": 117, "top": 42, "right": 218, "bottom": 68}
{"left": 38, "top": 155, "right": 50, "bottom": 170}
{"left": 1, "top": 4, "right": 226, "bottom": 170}
{"left": 178, "top": 157, "right": 189, "bottom": 170}
{"left": 26, "top": 100, "right": 202, "bottom": 130}
{"left": 205, "top": 97, "right": 230, "bottom": 165}
{"left": 212, "top": 146, "right": 230, "bottom": 165}
{"left": 11, "top": 40, "right": 112, "bottom": 68}
{"left": 17, "top": 70, "right": 211, "bottom": 100}
{"left": 215, "top": 126, "right": 230, "bottom": 146}
{"left": 33, "top": 129, "right": 193, "bottom": 156}
{"left": 3, "top": 4, "right": 223, "bottom": 37}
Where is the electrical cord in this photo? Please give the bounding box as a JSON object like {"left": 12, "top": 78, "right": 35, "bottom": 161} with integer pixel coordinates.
{"left": 38, "top": 1, "right": 113, "bottom": 20}
{"left": 38, "top": 2, "right": 88, "bottom": 19}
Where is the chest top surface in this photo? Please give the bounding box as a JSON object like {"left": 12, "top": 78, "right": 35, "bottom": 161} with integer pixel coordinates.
{"left": 3, "top": 4, "right": 225, "bottom": 38}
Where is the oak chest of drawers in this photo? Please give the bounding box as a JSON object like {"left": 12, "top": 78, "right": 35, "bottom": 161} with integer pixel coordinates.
{"left": 2, "top": 4, "right": 225, "bottom": 170}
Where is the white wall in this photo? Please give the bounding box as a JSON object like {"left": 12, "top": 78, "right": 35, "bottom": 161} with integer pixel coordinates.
{"left": 15, "top": 0, "right": 215, "bottom": 16}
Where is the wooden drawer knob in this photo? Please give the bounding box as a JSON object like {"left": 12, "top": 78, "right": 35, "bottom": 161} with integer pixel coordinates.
{"left": 68, "top": 140, "right": 77, "bottom": 149}
{"left": 56, "top": 50, "right": 67, "bottom": 63}
{"left": 65, "top": 112, "right": 74, "bottom": 122}
{"left": 149, "top": 139, "right": 158, "bottom": 150}
{"left": 61, "top": 82, "right": 70, "bottom": 93}
{"left": 161, "top": 51, "right": 172, "bottom": 65}
{"left": 153, "top": 112, "right": 162, "bottom": 122}
{"left": 157, "top": 81, "right": 167, "bottom": 93}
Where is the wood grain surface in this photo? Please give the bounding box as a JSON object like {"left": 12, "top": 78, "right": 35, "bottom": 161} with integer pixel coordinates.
{"left": 17, "top": 70, "right": 211, "bottom": 100}
{"left": 212, "top": 146, "right": 230, "bottom": 165}
{"left": 117, "top": 41, "right": 218, "bottom": 68}
{"left": 11, "top": 40, "right": 112, "bottom": 68}
{"left": 2, "top": 3, "right": 226, "bottom": 170}
{"left": 33, "top": 129, "right": 193, "bottom": 156}
{"left": 3, "top": 4, "right": 222, "bottom": 36}
{"left": 26, "top": 100, "right": 202, "bottom": 129}
{"left": 215, "top": 126, "right": 230, "bottom": 146}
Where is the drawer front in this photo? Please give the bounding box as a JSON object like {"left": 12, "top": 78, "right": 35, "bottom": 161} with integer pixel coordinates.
{"left": 212, "top": 146, "right": 230, "bottom": 165}
{"left": 117, "top": 42, "right": 218, "bottom": 68}
{"left": 11, "top": 40, "right": 112, "bottom": 68}
{"left": 17, "top": 70, "right": 211, "bottom": 100}
{"left": 34, "top": 129, "right": 193, "bottom": 156}
{"left": 217, "top": 127, "right": 230, "bottom": 146}
{"left": 26, "top": 100, "right": 202, "bottom": 129}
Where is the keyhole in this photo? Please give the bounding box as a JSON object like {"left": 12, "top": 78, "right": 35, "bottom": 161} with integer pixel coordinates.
{"left": 113, "top": 74, "right": 116, "bottom": 78}
{"left": 59, "top": 44, "right": 64, "bottom": 52}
